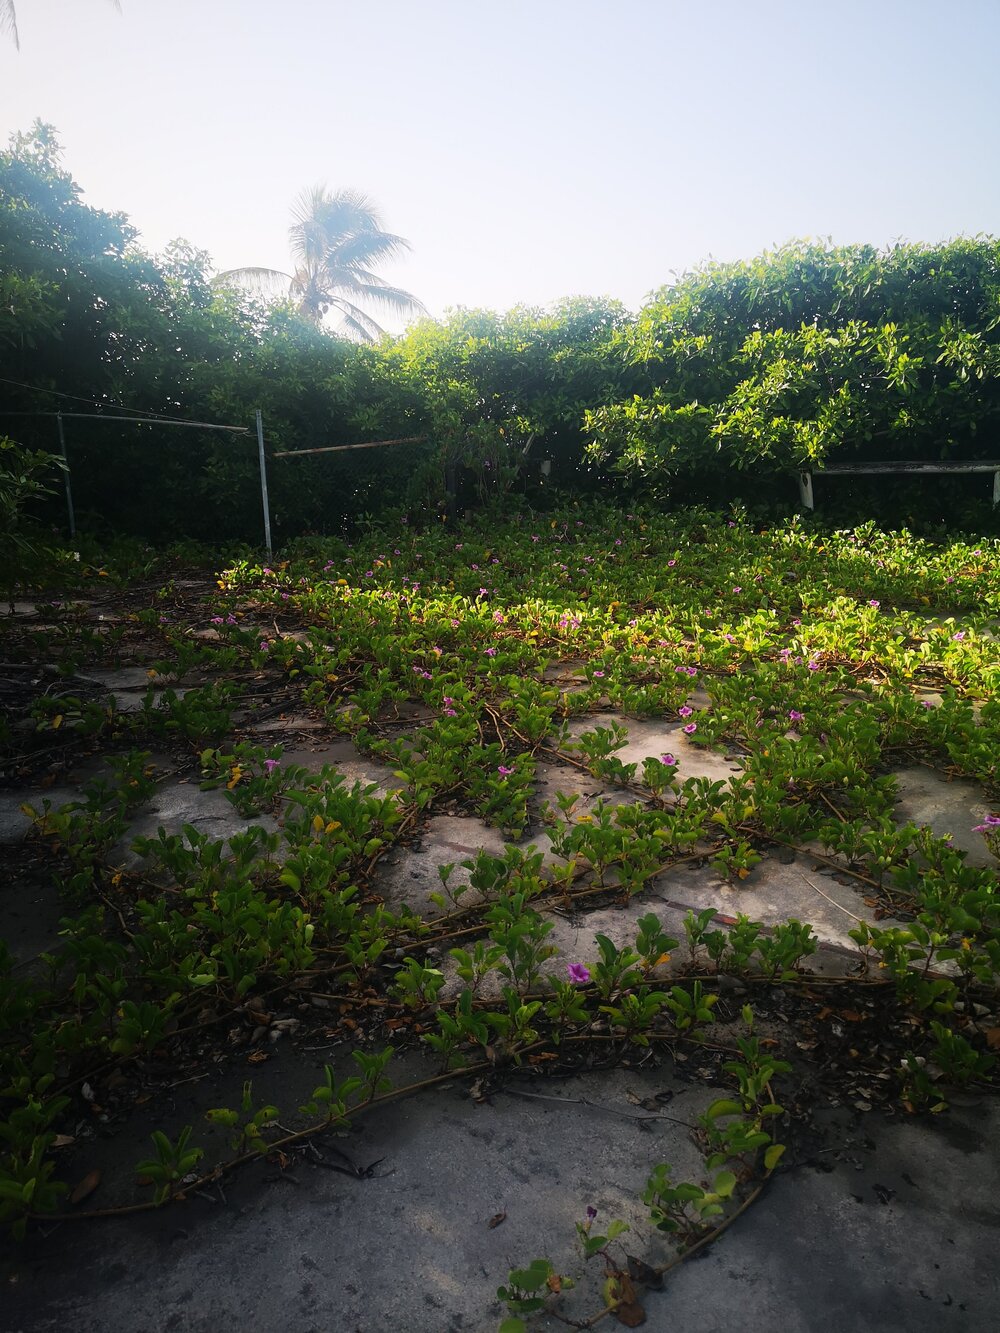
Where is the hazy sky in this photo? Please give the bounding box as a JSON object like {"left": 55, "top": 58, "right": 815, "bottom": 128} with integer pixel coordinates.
{"left": 2, "top": 0, "right": 999, "bottom": 331}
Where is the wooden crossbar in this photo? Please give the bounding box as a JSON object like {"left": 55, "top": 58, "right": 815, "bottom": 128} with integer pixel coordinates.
{"left": 798, "top": 460, "right": 1000, "bottom": 509}
{"left": 273, "top": 435, "right": 426, "bottom": 459}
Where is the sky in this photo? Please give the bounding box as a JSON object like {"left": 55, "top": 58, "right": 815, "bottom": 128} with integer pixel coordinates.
{"left": 2, "top": 0, "right": 999, "bottom": 333}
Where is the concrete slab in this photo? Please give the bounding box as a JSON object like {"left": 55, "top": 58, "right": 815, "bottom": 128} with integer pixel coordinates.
{"left": 556, "top": 713, "right": 742, "bottom": 790}
{"left": 117, "top": 781, "right": 278, "bottom": 870}
{"left": 648, "top": 853, "right": 902, "bottom": 957}
{"left": 3, "top": 1065, "right": 998, "bottom": 1333}
{"left": 0, "top": 788, "right": 78, "bottom": 844}
{"left": 892, "top": 767, "right": 998, "bottom": 868}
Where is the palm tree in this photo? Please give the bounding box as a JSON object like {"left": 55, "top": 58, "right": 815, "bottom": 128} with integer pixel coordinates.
{"left": 218, "top": 186, "right": 426, "bottom": 341}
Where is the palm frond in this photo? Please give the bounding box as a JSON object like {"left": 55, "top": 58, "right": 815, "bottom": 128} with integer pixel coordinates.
{"left": 324, "top": 270, "right": 427, "bottom": 317}
{"left": 213, "top": 267, "right": 294, "bottom": 301}
{"left": 327, "top": 300, "right": 388, "bottom": 343}
{"left": 325, "top": 229, "right": 412, "bottom": 270}
{"left": 1, "top": 0, "right": 19, "bottom": 48}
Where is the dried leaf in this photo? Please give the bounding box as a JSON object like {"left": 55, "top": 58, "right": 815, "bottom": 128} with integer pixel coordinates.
{"left": 70, "top": 1169, "right": 101, "bottom": 1205}
{"left": 51, "top": 1134, "right": 75, "bottom": 1149}
{"left": 985, "top": 1028, "right": 1000, "bottom": 1050}
{"left": 615, "top": 1301, "right": 647, "bottom": 1328}
{"left": 247, "top": 1050, "right": 269, "bottom": 1064}
{"left": 487, "top": 1210, "right": 507, "bottom": 1229}
{"left": 626, "top": 1255, "right": 663, "bottom": 1290}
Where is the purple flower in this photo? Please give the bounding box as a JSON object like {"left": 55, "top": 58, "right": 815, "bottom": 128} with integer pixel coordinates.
{"left": 567, "top": 963, "right": 591, "bottom": 984}
{"left": 678, "top": 705, "right": 693, "bottom": 718}
{"left": 497, "top": 764, "right": 515, "bottom": 777}
{"left": 972, "top": 814, "right": 1000, "bottom": 832}
{"left": 593, "top": 670, "right": 605, "bottom": 678}
{"left": 807, "top": 661, "right": 820, "bottom": 671}
{"left": 952, "top": 632, "right": 965, "bottom": 642}
{"left": 660, "top": 753, "right": 676, "bottom": 766}
{"left": 586, "top": 1205, "right": 598, "bottom": 1221}
{"left": 868, "top": 600, "right": 880, "bottom": 609}
{"left": 667, "top": 559, "right": 676, "bottom": 568}
{"left": 263, "top": 759, "right": 280, "bottom": 774}
{"left": 484, "top": 647, "right": 497, "bottom": 657}
{"left": 682, "top": 722, "right": 698, "bottom": 734}
{"left": 921, "top": 700, "right": 934, "bottom": 709}
{"left": 788, "top": 709, "right": 804, "bottom": 722}
{"left": 732, "top": 586, "right": 742, "bottom": 594}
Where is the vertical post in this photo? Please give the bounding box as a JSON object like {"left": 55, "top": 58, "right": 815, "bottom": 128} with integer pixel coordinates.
{"left": 798, "top": 470, "right": 815, "bottom": 511}
{"left": 993, "top": 470, "right": 999, "bottom": 508}
{"left": 255, "top": 409, "right": 272, "bottom": 556}
{"left": 445, "top": 460, "right": 457, "bottom": 522}
{"left": 56, "top": 412, "right": 76, "bottom": 538}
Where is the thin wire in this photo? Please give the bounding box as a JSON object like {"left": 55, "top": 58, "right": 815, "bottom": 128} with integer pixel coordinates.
{"left": 0, "top": 374, "right": 221, "bottom": 427}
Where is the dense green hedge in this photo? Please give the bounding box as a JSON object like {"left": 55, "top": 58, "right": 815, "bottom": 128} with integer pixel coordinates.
{"left": 4, "top": 124, "right": 999, "bottom": 542}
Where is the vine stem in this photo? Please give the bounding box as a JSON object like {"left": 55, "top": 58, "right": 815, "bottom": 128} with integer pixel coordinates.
{"left": 574, "top": 1180, "right": 768, "bottom": 1329}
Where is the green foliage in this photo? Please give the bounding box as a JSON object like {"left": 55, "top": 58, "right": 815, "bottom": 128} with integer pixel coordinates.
{"left": 586, "top": 238, "right": 1000, "bottom": 522}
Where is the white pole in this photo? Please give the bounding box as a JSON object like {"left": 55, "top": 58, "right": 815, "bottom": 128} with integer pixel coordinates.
{"left": 798, "top": 470, "right": 815, "bottom": 511}
{"left": 56, "top": 412, "right": 76, "bottom": 538}
{"left": 256, "top": 409, "right": 272, "bottom": 555}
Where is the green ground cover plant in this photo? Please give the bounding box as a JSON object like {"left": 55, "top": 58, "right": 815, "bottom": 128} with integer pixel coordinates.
{"left": 0, "top": 502, "right": 998, "bottom": 1324}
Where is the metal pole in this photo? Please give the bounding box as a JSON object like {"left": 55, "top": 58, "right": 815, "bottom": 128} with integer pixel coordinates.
{"left": 56, "top": 412, "right": 76, "bottom": 538}
{"left": 255, "top": 409, "right": 272, "bottom": 556}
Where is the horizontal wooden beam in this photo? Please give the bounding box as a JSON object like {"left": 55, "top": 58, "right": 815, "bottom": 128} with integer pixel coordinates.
{"left": 274, "top": 435, "right": 427, "bottom": 459}
{"left": 818, "top": 461, "right": 999, "bottom": 474}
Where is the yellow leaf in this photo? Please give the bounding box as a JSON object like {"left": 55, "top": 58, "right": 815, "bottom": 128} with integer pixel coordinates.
{"left": 737, "top": 867, "right": 750, "bottom": 879}
{"left": 51, "top": 714, "right": 63, "bottom": 729}
{"left": 312, "top": 814, "right": 324, "bottom": 833}
{"left": 325, "top": 820, "right": 341, "bottom": 834}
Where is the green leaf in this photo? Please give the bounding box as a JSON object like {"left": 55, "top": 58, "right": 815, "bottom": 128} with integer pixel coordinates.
{"left": 705, "top": 1098, "right": 742, "bottom": 1120}
{"left": 499, "top": 1321, "right": 528, "bottom": 1333}
{"left": 713, "top": 1170, "right": 737, "bottom": 1198}
{"left": 763, "top": 1143, "right": 786, "bottom": 1171}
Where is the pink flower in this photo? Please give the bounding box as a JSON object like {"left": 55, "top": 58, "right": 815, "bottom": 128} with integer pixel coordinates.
{"left": 667, "top": 559, "right": 676, "bottom": 567}
{"left": 788, "top": 709, "right": 804, "bottom": 722}
{"left": 263, "top": 759, "right": 280, "bottom": 774}
{"left": 593, "top": 670, "right": 605, "bottom": 678}
{"left": 678, "top": 705, "right": 693, "bottom": 718}
{"left": 484, "top": 647, "right": 497, "bottom": 657}
{"left": 660, "top": 753, "right": 676, "bottom": 766}
{"left": 567, "top": 963, "right": 591, "bottom": 984}
{"left": 682, "top": 722, "right": 697, "bottom": 734}
{"left": 497, "top": 764, "right": 515, "bottom": 777}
